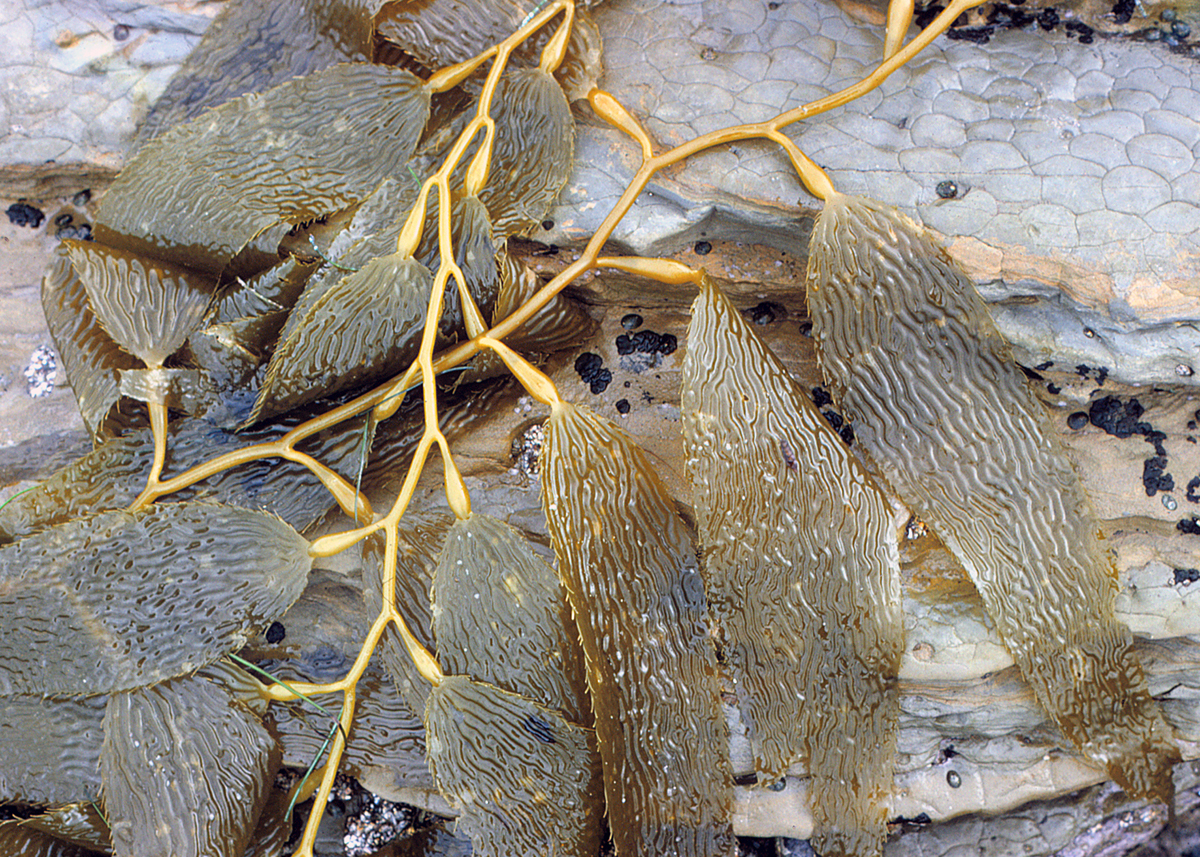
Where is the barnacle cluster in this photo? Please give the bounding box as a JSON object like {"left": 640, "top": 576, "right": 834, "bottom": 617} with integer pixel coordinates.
{"left": 0, "top": 1, "right": 1183, "bottom": 856}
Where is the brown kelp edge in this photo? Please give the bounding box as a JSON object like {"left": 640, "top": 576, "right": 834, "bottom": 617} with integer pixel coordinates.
{"left": 6, "top": 0, "right": 1171, "bottom": 855}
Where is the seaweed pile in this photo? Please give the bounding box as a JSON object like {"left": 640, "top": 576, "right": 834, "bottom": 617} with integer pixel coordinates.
{"left": 0, "top": 1, "right": 1180, "bottom": 856}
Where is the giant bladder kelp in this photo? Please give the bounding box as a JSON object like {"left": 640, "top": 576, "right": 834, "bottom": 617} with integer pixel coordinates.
{"left": 0, "top": 1, "right": 1183, "bottom": 856}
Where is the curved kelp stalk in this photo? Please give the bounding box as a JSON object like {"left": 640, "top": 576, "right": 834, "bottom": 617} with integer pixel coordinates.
{"left": 805, "top": 193, "right": 1180, "bottom": 802}
{"left": 682, "top": 275, "right": 903, "bottom": 857}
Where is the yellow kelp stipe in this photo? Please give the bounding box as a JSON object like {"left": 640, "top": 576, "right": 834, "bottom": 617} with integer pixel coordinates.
{"left": 682, "top": 275, "right": 902, "bottom": 857}
{"left": 541, "top": 401, "right": 734, "bottom": 857}
{"left": 806, "top": 194, "right": 1180, "bottom": 802}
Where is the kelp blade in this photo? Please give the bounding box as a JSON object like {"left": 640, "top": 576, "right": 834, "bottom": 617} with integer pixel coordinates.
{"left": 13, "top": 803, "right": 111, "bottom": 854}
{"left": 0, "top": 822, "right": 102, "bottom": 857}
{"left": 0, "top": 695, "right": 106, "bottom": 805}
{"left": 541, "top": 402, "right": 735, "bottom": 856}
{"left": 681, "top": 276, "right": 902, "bottom": 857}
{"left": 0, "top": 411, "right": 370, "bottom": 544}
{"left": 432, "top": 512, "right": 589, "bottom": 725}
{"left": 250, "top": 254, "right": 432, "bottom": 423}
{"left": 96, "top": 64, "right": 431, "bottom": 275}
{"left": 425, "top": 675, "right": 603, "bottom": 857}
{"left": 40, "top": 245, "right": 140, "bottom": 439}
{"left": 101, "top": 671, "right": 278, "bottom": 857}
{"left": 0, "top": 503, "right": 311, "bottom": 696}
{"left": 133, "top": 0, "right": 375, "bottom": 149}
{"left": 805, "top": 193, "right": 1179, "bottom": 801}
{"left": 475, "top": 68, "right": 575, "bottom": 238}
{"left": 65, "top": 240, "right": 216, "bottom": 368}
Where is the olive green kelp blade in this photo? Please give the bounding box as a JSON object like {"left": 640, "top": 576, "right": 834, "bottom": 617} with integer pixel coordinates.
{"left": 41, "top": 245, "right": 140, "bottom": 439}
{"left": 2, "top": 803, "right": 111, "bottom": 854}
{"left": 432, "top": 513, "right": 590, "bottom": 725}
{"left": 65, "top": 240, "right": 217, "bottom": 368}
{"left": 474, "top": 68, "right": 575, "bottom": 238}
{"left": 0, "top": 822, "right": 102, "bottom": 857}
{"left": 681, "top": 275, "right": 903, "bottom": 857}
{"left": 541, "top": 402, "right": 735, "bottom": 857}
{"left": 0, "top": 411, "right": 370, "bottom": 544}
{"left": 0, "top": 503, "right": 312, "bottom": 697}
{"left": 249, "top": 254, "right": 432, "bottom": 424}
{"left": 96, "top": 64, "right": 431, "bottom": 276}
{"left": 133, "top": 0, "right": 375, "bottom": 150}
{"left": 805, "top": 193, "right": 1180, "bottom": 802}
{"left": 425, "top": 675, "right": 604, "bottom": 857}
{"left": 0, "top": 695, "right": 106, "bottom": 805}
{"left": 101, "top": 671, "right": 278, "bottom": 857}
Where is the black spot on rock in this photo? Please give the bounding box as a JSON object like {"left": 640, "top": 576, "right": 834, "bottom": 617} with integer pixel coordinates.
{"left": 632, "top": 330, "right": 662, "bottom": 353}
{"left": 659, "top": 333, "right": 677, "bottom": 355}
{"left": 615, "top": 398, "right": 630, "bottom": 415}
{"left": 1035, "top": 361, "right": 1054, "bottom": 371}
{"left": 1089, "top": 396, "right": 1148, "bottom": 439}
{"left": 6, "top": 202, "right": 44, "bottom": 228}
{"left": 621, "top": 313, "right": 643, "bottom": 331}
{"left": 1177, "top": 517, "right": 1200, "bottom": 536}
{"left": 694, "top": 240, "right": 712, "bottom": 255}
{"left": 1038, "top": 7, "right": 1059, "bottom": 29}
{"left": 1067, "top": 412, "right": 1089, "bottom": 430}
{"left": 1021, "top": 365, "right": 1044, "bottom": 381}
{"left": 1143, "top": 457, "right": 1174, "bottom": 496}
{"left": 1112, "top": 0, "right": 1135, "bottom": 23}
{"left": 590, "top": 369, "right": 612, "bottom": 394}
{"left": 541, "top": 219, "right": 554, "bottom": 231}
{"left": 821, "top": 410, "right": 855, "bottom": 446}
{"left": 266, "top": 621, "right": 286, "bottom": 644}
{"left": 1046, "top": 382, "right": 1062, "bottom": 395}
{"left": 812, "top": 386, "right": 833, "bottom": 407}
{"left": 53, "top": 212, "right": 72, "bottom": 228}
{"left": 936, "top": 180, "right": 959, "bottom": 199}
{"left": 947, "top": 25, "right": 993, "bottom": 43}
{"left": 1174, "top": 567, "right": 1200, "bottom": 585}
{"left": 1187, "top": 476, "right": 1200, "bottom": 503}
{"left": 615, "top": 334, "right": 635, "bottom": 355}
{"left": 71, "top": 189, "right": 91, "bottom": 207}
{"left": 574, "top": 352, "right": 603, "bottom": 383}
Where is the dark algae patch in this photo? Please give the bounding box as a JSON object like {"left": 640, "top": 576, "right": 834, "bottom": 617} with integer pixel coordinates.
{"left": 573, "top": 352, "right": 612, "bottom": 394}
{"left": 1089, "top": 395, "right": 1175, "bottom": 497}
{"left": 1174, "top": 568, "right": 1200, "bottom": 585}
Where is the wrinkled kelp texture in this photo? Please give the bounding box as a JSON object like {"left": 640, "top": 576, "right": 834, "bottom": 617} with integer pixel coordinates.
{"left": 96, "top": 64, "right": 431, "bottom": 276}
{"left": 682, "top": 276, "right": 903, "bottom": 857}
{"left": 425, "top": 675, "right": 604, "bottom": 857}
{"left": 40, "top": 246, "right": 141, "bottom": 438}
{"left": 0, "top": 503, "right": 311, "bottom": 697}
{"left": 0, "top": 695, "right": 106, "bottom": 805}
{"left": 133, "top": 0, "right": 376, "bottom": 150}
{"left": 432, "top": 512, "right": 590, "bottom": 724}
{"left": 541, "top": 402, "right": 735, "bottom": 857}
{"left": 65, "top": 240, "right": 216, "bottom": 369}
{"left": 101, "top": 672, "right": 278, "bottom": 857}
{"left": 805, "top": 193, "right": 1180, "bottom": 802}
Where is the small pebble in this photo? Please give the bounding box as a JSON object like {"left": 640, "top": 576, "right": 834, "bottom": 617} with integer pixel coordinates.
{"left": 1172, "top": 21, "right": 1190, "bottom": 37}
{"left": 936, "top": 180, "right": 958, "bottom": 199}
{"left": 621, "top": 313, "right": 644, "bottom": 331}
{"left": 113, "top": 23, "right": 131, "bottom": 40}
{"left": 1067, "top": 412, "right": 1089, "bottom": 430}
{"left": 750, "top": 302, "right": 776, "bottom": 325}
{"left": 266, "top": 622, "right": 286, "bottom": 644}
{"left": 71, "top": 189, "right": 91, "bottom": 207}
{"left": 53, "top": 212, "right": 72, "bottom": 228}
{"left": 946, "top": 770, "right": 962, "bottom": 788}
{"left": 1162, "top": 8, "right": 1177, "bottom": 21}
{"left": 1147, "top": 27, "right": 1163, "bottom": 39}
{"left": 768, "top": 778, "right": 787, "bottom": 792}
{"left": 1176, "top": 364, "right": 1194, "bottom": 377}
{"left": 1163, "top": 494, "right": 1179, "bottom": 511}
{"left": 694, "top": 240, "right": 712, "bottom": 255}
{"left": 541, "top": 218, "right": 554, "bottom": 230}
